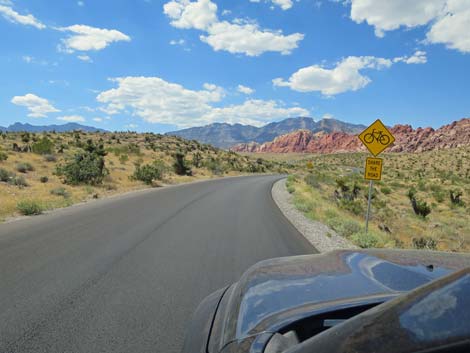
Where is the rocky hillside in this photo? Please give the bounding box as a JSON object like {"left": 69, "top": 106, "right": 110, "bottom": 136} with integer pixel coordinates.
{"left": 231, "top": 118, "right": 470, "bottom": 153}
{"left": 166, "top": 117, "right": 366, "bottom": 148}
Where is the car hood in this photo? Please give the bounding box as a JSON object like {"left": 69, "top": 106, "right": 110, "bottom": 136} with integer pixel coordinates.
{"left": 210, "top": 249, "right": 470, "bottom": 352}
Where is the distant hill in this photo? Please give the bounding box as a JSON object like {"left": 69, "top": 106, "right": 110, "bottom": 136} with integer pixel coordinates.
{"left": 166, "top": 117, "right": 366, "bottom": 148}
{"left": 231, "top": 118, "right": 470, "bottom": 154}
{"left": 0, "top": 122, "right": 108, "bottom": 133}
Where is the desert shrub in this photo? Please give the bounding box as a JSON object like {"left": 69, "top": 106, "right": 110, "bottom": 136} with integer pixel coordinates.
{"left": 50, "top": 187, "right": 70, "bottom": 198}
{"left": 351, "top": 231, "right": 381, "bottom": 248}
{"left": 338, "top": 199, "right": 364, "bottom": 216}
{"left": 450, "top": 189, "right": 465, "bottom": 207}
{"left": 328, "top": 218, "right": 362, "bottom": 238}
{"left": 173, "top": 152, "right": 192, "bottom": 176}
{"left": 17, "top": 200, "right": 44, "bottom": 215}
{"left": 287, "top": 185, "right": 295, "bottom": 194}
{"left": 206, "top": 159, "right": 225, "bottom": 175}
{"left": 44, "top": 154, "right": 57, "bottom": 162}
{"left": 40, "top": 176, "right": 49, "bottom": 183}
{"left": 119, "top": 154, "right": 129, "bottom": 164}
{"left": 407, "top": 188, "right": 431, "bottom": 218}
{"left": 304, "top": 174, "right": 320, "bottom": 188}
{"left": 56, "top": 140, "right": 108, "bottom": 185}
{"left": 412, "top": 237, "right": 437, "bottom": 250}
{"left": 32, "top": 137, "right": 54, "bottom": 155}
{"left": 132, "top": 161, "right": 166, "bottom": 185}
{"left": 192, "top": 151, "right": 203, "bottom": 168}
{"left": 293, "top": 196, "right": 315, "bottom": 213}
{"left": 0, "top": 168, "right": 14, "bottom": 182}
{"left": 11, "top": 176, "right": 28, "bottom": 187}
{"left": 380, "top": 186, "right": 392, "bottom": 195}
{"left": 16, "top": 162, "right": 34, "bottom": 173}
{"left": 0, "top": 151, "right": 8, "bottom": 161}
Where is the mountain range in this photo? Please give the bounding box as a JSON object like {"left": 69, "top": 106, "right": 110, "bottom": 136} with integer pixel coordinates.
{"left": 0, "top": 122, "right": 107, "bottom": 133}
{"left": 166, "top": 117, "right": 366, "bottom": 149}
{"left": 231, "top": 118, "right": 470, "bottom": 154}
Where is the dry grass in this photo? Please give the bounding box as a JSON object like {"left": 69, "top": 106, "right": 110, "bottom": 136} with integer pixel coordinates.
{"left": 262, "top": 148, "right": 470, "bottom": 252}
{"left": 0, "top": 131, "right": 285, "bottom": 221}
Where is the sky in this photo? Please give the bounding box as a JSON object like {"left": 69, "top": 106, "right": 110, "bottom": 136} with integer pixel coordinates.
{"left": 0, "top": 0, "right": 469, "bottom": 133}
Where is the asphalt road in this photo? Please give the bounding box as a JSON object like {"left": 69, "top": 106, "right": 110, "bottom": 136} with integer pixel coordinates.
{"left": 0, "top": 175, "right": 316, "bottom": 353}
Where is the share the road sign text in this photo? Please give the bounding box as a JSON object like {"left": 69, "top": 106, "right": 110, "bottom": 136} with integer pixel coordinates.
{"left": 364, "top": 157, "right": 383, "bottom": 181}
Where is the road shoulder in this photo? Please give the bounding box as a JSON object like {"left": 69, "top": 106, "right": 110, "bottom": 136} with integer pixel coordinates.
{"left": 272, "top": 178, "right": 357, "bottom": 252}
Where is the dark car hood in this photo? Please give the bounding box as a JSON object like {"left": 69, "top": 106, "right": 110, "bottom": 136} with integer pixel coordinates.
{"left": 210, "top": 249, "right": 470, "bottom": 352}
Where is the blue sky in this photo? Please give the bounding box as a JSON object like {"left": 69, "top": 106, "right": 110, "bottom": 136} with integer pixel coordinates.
{"left": 0, "top": 0, "right": 469, "bottom": 132}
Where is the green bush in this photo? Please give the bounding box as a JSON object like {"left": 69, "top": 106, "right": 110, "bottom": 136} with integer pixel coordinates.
{"left": 119, "top": 154, "right": 129, "bottom": 164}
{"left": 16, "top": 162, "right": 34, "bottom": 173}
{"left": 44, "top": 154, "right": 57, "bottom": 162}
{"left": 32, "top": 137, "right": 54, "bottom": 155}
{"left": 173, "top": 152, "right": 192, "bottom": 176}
{"left": 287, "top": 185, "right": 296, "bottom": 194}
{"left": 339, "top": 199, "right": 364, "bottom": 216}
{"left": 0, "top": 151, "right": 8, "bottom": 161}
{"left": 328, "top": 218, "right": 362, "bottom": 238}
{"left": 351, "top": 231, "right": 381, "bottom": 248}
{"left": 0, "top": 168, "right": 14, "bottom": 182}
{"left": 304, "top": 174, "right": 320, "bottom": 188}
{"left": 380, "top": 186, "right": 392, "bottom": 195}
{"left": 40, "top": 176, "right": 49, "bottom": 183}
{"left": 407, "top": 188, "right": 431, "bottom": 218}
{"left": 412, "top": 237, "right": 437, "bottom": 250}
{"left": 17, "top": 200, "right": 44, "bottom": 215}
{"left": 450, "top": 189, "right": 465, "bottom": 207}
{"left": 293, "top": 197, "right": 315, "bottom": 213}
{"left": 11, "top": 176, "right": 28, "bottom": 187}
{"left": 56, "top": 141, "right": 108, "bottom": 185}
{"left": 132, "top": 161, "right": 166, "bottom": 185}
{"left": 50, "top": 187, "right": 70, "bottom": 198}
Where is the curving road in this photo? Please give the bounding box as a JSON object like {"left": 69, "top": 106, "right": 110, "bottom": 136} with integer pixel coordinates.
{"left": 0, "top": 175, "right": 316, "bottom": 353}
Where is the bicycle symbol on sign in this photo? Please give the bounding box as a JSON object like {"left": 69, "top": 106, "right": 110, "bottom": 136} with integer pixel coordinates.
{"left": 363, "top": 129, "right": 390, "bottom": 146}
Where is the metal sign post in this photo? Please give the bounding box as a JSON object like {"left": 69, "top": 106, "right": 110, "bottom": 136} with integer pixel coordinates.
{"left": 358, "top": 120, "right": 395, "bottom": 234}
{"left": 365, "top": 180, "right": 373, "bottom": 233}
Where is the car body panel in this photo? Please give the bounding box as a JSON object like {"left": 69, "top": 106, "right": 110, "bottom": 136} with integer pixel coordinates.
{"left": 291, "top": 268, "right": 470, "bottom": 353}
{"left": 182, "top": 249, "right": 470, "bottom": 353}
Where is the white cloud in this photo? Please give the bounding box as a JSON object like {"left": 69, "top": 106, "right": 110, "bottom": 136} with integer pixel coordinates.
{"left": 237, "top": 84, "right": 255, "bottom": 95}
{"left": 93, "top": 117, "right": 103, "bottom": 122}
{"left": 347, "top": 0, "right": 470, "bottom": 53}
{"left": 169, "top": 39, "right": 186, "bottom": 45}
{"left": 273, "top": 56, "right": 393, "bottom": 95}
{"left": 163, "top": 0, "right": 218, "bottom": 30}
{"left": 204, "top": 99, "right": 309, "bottom": 126}
{"left": 201, "top": 20, "right": 304, "bottom": 56}
{"left": 249, "top": 0, "right": 294, "bottom": 10}
{"left": 426, "top": 0, "right": 470, "bottom": 53}
{"left": 77, "top": 1, "right": 85, "bottom": 6}
{"left": 11, "top": 93, "right": 60, "bottom": 118}
{"left": 22, "top": 55, "right": 33, "bottom": 63}
{"left": 58, "top": 25, "right": 131, "bottom": 53}
{"left": 0, "top": 4, "right": 46, "bottom": 29}
{"left": 274, "top": 53, "right": 427, "bottom": 95}
{"left": 77, "top": 54, "right": 93, "bottom": 62}
{"left": 350, "top": 0, "right": 445, "bottom": 37}
{"left": 163, "top": 0, "right": 304, "bottom": 56}
{"left": 57, "top": 115, "right": 86, "bottom": 122}
{"left": 125, "top": 123, "right": 138, "bottom": 129}
{"left": 393, "top": 50, "right": 427, "bottom": 64}
{"left": 96, "top": 76, "right": 309, "bottom": 127}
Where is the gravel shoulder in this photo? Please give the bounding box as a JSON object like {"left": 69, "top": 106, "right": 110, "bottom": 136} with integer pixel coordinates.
{"left": 272, "top": 178, "right": 357, "bottom": 252}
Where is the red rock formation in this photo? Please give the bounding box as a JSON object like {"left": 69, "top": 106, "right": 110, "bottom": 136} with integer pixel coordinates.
{"left": 230, "top": 118, "right": 470, "bottom": 154}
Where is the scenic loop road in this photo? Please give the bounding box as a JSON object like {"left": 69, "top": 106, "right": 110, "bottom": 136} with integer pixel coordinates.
{"left": 0, "top": 175, "right": 316, "bottom": 353}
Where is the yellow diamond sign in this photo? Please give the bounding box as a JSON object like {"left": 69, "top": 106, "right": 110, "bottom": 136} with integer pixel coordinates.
{"left": 358, "top": 119, "right": 395, "bottom": 156}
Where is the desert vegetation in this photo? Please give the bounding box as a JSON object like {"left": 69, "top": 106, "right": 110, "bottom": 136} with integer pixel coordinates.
{"left": 279, "top": 147, "right": 469, "bottom": 252}
{"left": 0, "top": 130, "right": 287, "bottom": 221}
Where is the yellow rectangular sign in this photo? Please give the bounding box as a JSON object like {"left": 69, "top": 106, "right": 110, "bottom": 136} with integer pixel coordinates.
{"left": 364, "top": 157, "right": 383, "bottom": 181}
{"left": 358, "top": 119, "right": 395, "bottom": 156}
